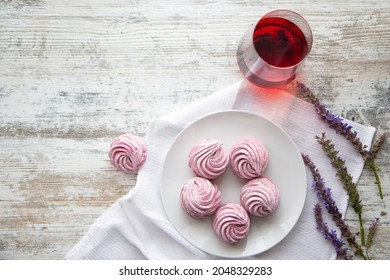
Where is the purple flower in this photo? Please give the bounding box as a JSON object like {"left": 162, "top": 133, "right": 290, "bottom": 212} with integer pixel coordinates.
{"left": 302, "top": 154, "right": 368, "bottom": 259}
{"left": 314, "top": 203, "right": 352, "bottom": 260}
{"left": 366, "top": 218, "right": 380, "bottom": 251}
{"left": 316, "top": 132, "right": 366, "bottom": 245}
{"left": 315, "top": 104, "right": 353, "bottom": 134}
{"left": 310, "top": 176, "right": 343, "bottom": 224}
{"left": 297, "top": 82, "right": 384, "bottom": 199}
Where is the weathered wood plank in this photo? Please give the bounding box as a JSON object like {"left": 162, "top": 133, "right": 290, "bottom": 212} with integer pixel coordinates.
{"left": 0, "top": 137, "right": 135, "bottom": 259}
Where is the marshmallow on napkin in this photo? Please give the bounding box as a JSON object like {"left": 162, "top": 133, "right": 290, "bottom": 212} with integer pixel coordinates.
{"left": 66, "top": 80, "right": 376, "bottom": 260}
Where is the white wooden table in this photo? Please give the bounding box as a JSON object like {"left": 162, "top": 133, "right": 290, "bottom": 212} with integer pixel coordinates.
{"left": 0, "top": 0, "right": 389, "bottom": 259}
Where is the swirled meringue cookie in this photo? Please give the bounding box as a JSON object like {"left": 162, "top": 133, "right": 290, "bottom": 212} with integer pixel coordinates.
{"left": 109, "top": 133, "right": 147, "bottom": 174}
{"left": 188, "top": 139, "right": 229, "bottom": 179}
{"left": 180, "top": 177, "right": 221, "bottom": 219}
{"left": 212, "top": 202, "right": 250, "bottom": 244}
{"left": 230, "top": 136, "right": 269, "bottom": 179}
{"left": 240, "top": 177, "right": 280, "bottom": 217}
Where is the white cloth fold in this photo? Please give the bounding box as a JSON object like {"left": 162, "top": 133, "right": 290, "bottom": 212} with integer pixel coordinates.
{"left": 66, "top": 80, "right": 376, "bottom": 260}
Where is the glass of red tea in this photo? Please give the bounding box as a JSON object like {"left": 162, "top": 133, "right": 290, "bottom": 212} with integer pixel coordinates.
{"left": 237, "top": 10, "right": 313, "bottom": 88}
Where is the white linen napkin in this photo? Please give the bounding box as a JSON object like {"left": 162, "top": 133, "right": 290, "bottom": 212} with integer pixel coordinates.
{"left": 66, "top": 80, "right": 376, "bottom": 260}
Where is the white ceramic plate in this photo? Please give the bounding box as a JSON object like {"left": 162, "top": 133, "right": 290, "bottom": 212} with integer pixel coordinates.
{"left": 161, "top": 110, "right": 307, "bottom": 258}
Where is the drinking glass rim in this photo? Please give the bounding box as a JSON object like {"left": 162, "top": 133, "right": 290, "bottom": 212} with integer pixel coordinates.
{"left": 250, "top": 9, "right": 313, "bottom": 70}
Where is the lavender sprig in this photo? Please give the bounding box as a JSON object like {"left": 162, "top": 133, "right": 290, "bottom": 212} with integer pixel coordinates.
{"left": 296, "top": 82, "right": 354, "bottom": 135}
{"left": 314, "top": 203, "right": 353, "bottom": 259}
{"left": 315, "top": 132, "right": 365, "bottom": 245}
{"left": 368, "top": 132, "right": 386, "bottom": 199}
{"left": 371, "top": 133, "right": 386, "bottom": 159}
{"left": 302, "top": 154, "right": 368, "bottom": 259}
{"left": 296, "top": 82, "right": 384, "bottom": 199}
{"left": 366, "top": 218, "right": 379, "bottom": 252}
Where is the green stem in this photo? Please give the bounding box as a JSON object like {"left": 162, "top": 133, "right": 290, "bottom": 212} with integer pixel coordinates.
{"left": 358, "top": 212, "right": 365, "bottom": 246}
{"left": 347, "top": 237, "right": 368, "bottom": 260}
{"left": 366, "top": 159, "right": 383, "bottom": 199}
{"left": 356, "top": 246, "right": 369, "bottom": 260}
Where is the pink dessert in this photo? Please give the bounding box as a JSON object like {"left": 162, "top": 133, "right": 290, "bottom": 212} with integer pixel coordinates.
{"left": 109, "top": 133, "right": 147, "bottom": 174}
{"left": 188, "top": 139, "right": 229, "bottom": 179}
{"left": 240, "top": 177, "right": 280, "bottom": 217}
{"left": 180, "top": 177, "right": 221, "bottom": 219}
{"left": 212, "top": 202, "right": 250, "bottom": 244}
{"left": 230, "top": 136, "right": 269, "bottom": 179}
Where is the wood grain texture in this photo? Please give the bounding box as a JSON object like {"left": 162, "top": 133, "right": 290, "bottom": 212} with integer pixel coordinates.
{"left": 0, "top": 0, "right": 389, "bottom": 259}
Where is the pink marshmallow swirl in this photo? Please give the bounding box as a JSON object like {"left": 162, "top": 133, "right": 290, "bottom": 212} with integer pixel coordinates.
{"left": 109, "top": 133, "right": 147, "bottom": 174}
{"left": 230, "top": 136, "right": 269, "bottom": 179}
{"left": 180, "top": 177, "right": 221, "bottom": 219}
{"left": 188, "top": 139, "right": 229, "bottom": 179}
{"left": 212, "top": 202, "right": 250, "bottom": 244}
{"left": 240, "top": 177, "right": 280, "bottom": 217}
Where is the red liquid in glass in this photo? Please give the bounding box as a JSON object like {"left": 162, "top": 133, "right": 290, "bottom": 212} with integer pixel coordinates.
{"left": 253, "top": 17, "right": 308, "bottom": 68}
